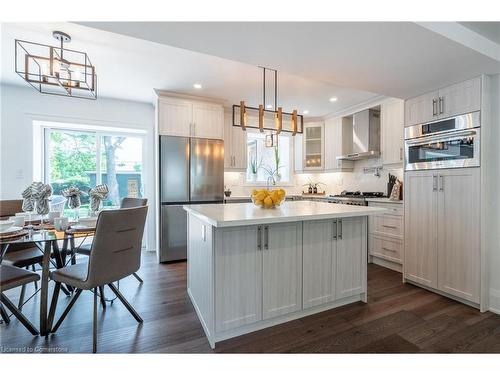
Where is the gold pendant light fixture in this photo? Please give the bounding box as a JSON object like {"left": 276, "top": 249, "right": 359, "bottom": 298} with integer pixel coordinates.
{"left": 233, "top": 67, "right": 302, "bottom": 136}
{"left": 15, "top": 31, "right": 97, "bottom": 99}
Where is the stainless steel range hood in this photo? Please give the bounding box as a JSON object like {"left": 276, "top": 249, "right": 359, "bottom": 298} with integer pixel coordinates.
{"left": 337, "top": 108, "right": 380, "bottom": 161}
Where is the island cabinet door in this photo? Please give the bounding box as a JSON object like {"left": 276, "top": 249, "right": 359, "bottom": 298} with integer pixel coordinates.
{"left": 262, "top": 222, "right": 303, "bottom": 320}
{"left": 335, "top": 217, "right": 367, "bottom": 299}
{"left": 215, "top": 226, "right": 262, "bottom": 333}
{"left": 302, "top": 219, "right": 336, "bottom": 309}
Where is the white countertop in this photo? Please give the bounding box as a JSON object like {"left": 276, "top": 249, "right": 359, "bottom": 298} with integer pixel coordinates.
{"left": 365, "top": 198, "right": 403, "bottom": 204}
{"left": 184, "top": 201, "right": 387, "bottom": 227}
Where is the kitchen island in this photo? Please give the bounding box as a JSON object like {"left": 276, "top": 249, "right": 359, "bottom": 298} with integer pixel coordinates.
{"left": 183, "top": 201, "right": 386, "bottom": 348}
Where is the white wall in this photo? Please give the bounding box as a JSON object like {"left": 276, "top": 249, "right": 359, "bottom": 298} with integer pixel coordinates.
{"left": 0, "top": 84, "right": 156, "bottom": 250}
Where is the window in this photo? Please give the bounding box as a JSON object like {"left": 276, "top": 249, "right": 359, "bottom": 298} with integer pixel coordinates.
{"left": 44, "top": 127, "right": 144, "bottom": 217}
{"left": 246, "top": 132, "right": 291, "bottom": 184}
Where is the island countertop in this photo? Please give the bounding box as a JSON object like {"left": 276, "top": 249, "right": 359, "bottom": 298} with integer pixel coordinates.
{"left": 183, "top": 200, "right": 386, "bottom": 227}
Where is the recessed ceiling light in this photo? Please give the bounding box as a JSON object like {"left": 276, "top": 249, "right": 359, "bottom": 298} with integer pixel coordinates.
{"left": 193, "top": 83, "right": 202, "bottom": 89}
{"left": 266, "top": 104, "right": 273, "bottom": 109}
{"left": 302, "top": 110, "right": 309, "bottom": 115}
{"left": 329, "top": 97, "right": 338, "bottom": 103}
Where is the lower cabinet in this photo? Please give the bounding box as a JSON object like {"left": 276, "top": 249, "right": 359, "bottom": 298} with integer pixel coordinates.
{"left": 214, "top": 218, "right": 367, "bottom": 334}
{"left": 302, "top": 217, "right": 366, "bottom": 308}
{"left": 335, "top": 217, "right": 366, "bottom": 299}
{"left": 262, "top": 222, "right": 303, "bottom": 319}
{"left": 404, "top": 168, "right": 480, "bottom": 304}
{"left": 215, "top": 226, "right": 262, "bottom": 332}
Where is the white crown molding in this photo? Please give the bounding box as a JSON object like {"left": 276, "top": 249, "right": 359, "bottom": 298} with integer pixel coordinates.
{"left": 154, "top": 89, "right": 228, "bottom": 105}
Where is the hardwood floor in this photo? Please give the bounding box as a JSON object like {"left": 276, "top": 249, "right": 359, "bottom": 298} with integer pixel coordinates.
{"left": 1, "top": 252, "right": 499, "bottom": 353}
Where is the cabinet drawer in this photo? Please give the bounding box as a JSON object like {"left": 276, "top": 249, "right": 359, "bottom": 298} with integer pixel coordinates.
{"left": 368, "top": 202, "right": 403, "bottom": 216}
{"left": 369, "top": 235, "right": 402, "bottom": 263}
{"left": 369, "top": 215, "right": 403, "bottom": 237}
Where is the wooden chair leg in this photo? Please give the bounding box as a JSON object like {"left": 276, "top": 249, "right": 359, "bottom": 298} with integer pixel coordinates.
{"left": 108, "top": 283, "right": 143, "bottom": 323}
{"left": 98, "top": 286, "right": 106, "bottom": 308}
{"left": 47, "top": 282, "right": 61, "bottom": 332}
{"left": 93, "top": 287, "right": 98, "bottom": 353}
{"left": 18, "top": 284, "right": 26, "bottom": 311}
{"left": 0, "top": 293, "right": 39, "bottom": 335}
{"left": 52, "top": 289, "right": 82, "bottom": 333}
{"left": 32, "top": 264, "right": 38, "bottom": 289}
{"left": 132, "top": 272, "right": 143, "bottom": 283}
{"left": 1, "top": 303, "right": 11, "bottom": 324}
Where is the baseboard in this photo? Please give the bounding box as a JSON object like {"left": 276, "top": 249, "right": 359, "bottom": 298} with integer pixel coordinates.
{"left": 371, "top": 256, "right": 402, "bottom": 273}
{"left": 489, "top": 288, "right": 500, "bottom": 315}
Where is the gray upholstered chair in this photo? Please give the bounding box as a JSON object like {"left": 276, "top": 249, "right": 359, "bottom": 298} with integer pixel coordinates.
{"left": 76, "top": 197, "right": 148, "bottom": 283}
{"left": 48, "top": 205, "right": 148, "bottom": 353}
{"left": 0, "top": 264, "right": 40, "bottom": 335}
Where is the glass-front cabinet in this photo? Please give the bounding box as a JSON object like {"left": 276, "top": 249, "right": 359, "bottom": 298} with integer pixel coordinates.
{"left": 303, "top": 122, "right": 324, "bottom": 170}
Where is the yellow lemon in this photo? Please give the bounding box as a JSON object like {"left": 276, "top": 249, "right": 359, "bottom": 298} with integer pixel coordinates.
{"left": 263, "top": 196, "right": 274, "bottom": 208}
{"left": 254, "top": 199, "right": 263, "bottom": 206}
{"left": 255, "top": 192, "right": 267, "bottom": 201}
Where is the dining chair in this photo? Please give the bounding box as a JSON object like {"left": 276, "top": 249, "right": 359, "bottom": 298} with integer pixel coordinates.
{"left": 1, "top": 199, "right": 46, "bottom": 310}
{"left": 0, "top": 264, "right": 40, "bottom": 335}
{"left": 48, "top": 205, "right": 148, "bottom": 353}
{"left": 76, "top": 197, "right": 148, "bottom": 283}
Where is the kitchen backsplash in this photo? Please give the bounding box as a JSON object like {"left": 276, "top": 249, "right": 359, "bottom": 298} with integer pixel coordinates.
{"left": 224, "top": 158, "right": 403, "bottom": 197}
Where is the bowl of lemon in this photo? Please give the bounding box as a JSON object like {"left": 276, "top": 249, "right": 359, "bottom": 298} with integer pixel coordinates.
{"left": 251, "top": 188, "right": 286, "bottom": 208}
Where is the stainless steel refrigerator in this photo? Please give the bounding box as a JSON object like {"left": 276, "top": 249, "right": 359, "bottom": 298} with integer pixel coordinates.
{"left": 159, "top": 136, "right": 224, "bottom": 262}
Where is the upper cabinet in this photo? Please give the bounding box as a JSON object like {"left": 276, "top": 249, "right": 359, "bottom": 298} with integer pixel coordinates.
{"left": 324, "top": 116, "right": 354, "bottom": 171}
{"left": 302, "top": 122, "right": 325, "bottom": 171}
{"left": 157, "top": 96, "right": 224, "bottom": 139}
{"left": 404, "top": 77, "right": 481, "bottom": 127}
{"left": 223, "top": 111, "right": 247, "bottom": 171}
{"left": 381, "top": 98, "right": 405, "bottom": 165}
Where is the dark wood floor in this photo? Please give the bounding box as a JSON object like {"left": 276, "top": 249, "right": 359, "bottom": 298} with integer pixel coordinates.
{"left": 1, "top": 252, "right": 500, "bottom": 353}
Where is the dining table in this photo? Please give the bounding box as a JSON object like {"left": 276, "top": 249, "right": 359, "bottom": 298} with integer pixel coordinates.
{"left": 0, "top": 226, "right": 95, "bottom": 336}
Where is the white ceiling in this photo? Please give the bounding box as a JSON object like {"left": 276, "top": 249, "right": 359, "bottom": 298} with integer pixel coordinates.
{"left": 459, "top": 22, "right": 500, "bottom": 44}
{"left": 77, "top": 21, "right": 500, "bottom": 99}
{"left": 0, "top": 22, "right": 381, "bottom": 118}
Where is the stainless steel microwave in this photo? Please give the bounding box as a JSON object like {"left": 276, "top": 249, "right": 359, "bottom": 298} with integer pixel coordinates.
{"left": 404, "top": 112, "right": 480, "bottom": 171}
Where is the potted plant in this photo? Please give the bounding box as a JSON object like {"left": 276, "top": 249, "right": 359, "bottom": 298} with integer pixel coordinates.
{"left": 249, "top": 156, "right": 261, "bottom": 182}
{"left": 273, "top": 146, "right": 282, "bottom": 183}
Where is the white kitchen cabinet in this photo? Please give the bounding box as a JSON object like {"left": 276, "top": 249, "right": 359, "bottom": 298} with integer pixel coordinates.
{"left": 192, "top": 102, "right": 224, "bottom": 139}
{"left": 262, "top": 222, "right": 303, "bottom": 319}
{"left": 157, "top": 96, "right": 224, "bottom": 139}
{"left": 294, "top": 133, "right": 303, "bottom": 173}
{"left": 223, "top": 112, "right": 247, "bottom": 171}
{"left": 404, "top": 168, "right": 480, "bottom": 304}
{"left": 404, "top": 77, "right": 482, "bottom": 127}
{"left": 437, "top": 168, "right": 480, "bottom": 303}
{"left": 336, "top": 217, "right": 367, "bottom": 299}
{"left": 438, "top": 77, "right": 481, "bottom": 119}
{"left": 381, "top": 98, "right": 405, "bottom": 165}
{"left": 303, "top": 122, "right": 324, "bottom": 171}
{"left": 324, "top": 117, "right": 354, "bottom": 171}
{"left": 302, "top": 219, "right": 336, "bottom": 308}
{"left": 404, "top": 170, "right": 438, "bottom": 288}
{"left": 215, "top": 226, "right": 262, "bottom": 332}
{"left": 158, "top": 97, "right": 193, "bottom": 137}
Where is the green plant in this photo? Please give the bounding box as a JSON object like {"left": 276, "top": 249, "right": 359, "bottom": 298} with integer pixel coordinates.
{"left": 249, "top": 156, "right": 262, "bottom": 174}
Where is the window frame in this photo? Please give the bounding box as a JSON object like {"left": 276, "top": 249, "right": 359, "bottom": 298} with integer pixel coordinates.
{"left": 243, "top": 130, "right": 295, "bottom": 187}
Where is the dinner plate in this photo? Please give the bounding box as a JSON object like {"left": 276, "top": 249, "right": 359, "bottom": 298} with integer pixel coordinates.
{"left": 0, "top": 226, "right": 23, "bottom": 235}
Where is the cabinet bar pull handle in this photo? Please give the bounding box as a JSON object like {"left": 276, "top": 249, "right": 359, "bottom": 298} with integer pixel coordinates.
{"left": 338, "top": 220, "right": 342, "bottom": 240}
{"left": 432, "top": 175, "right": 437, "bottom": 191}
{"left": 264, "top": 225, "right": 269, "bottom": 250}
{"left": 439, "top": 175, "right": 444, "bottom": 192}
{"left": 432, "top": 99, "right": 437, "bottom": 116}
{"left": 439, "top": 97, "right": 444, "bottom": 114}
{"left": 257, "top": 226, "right": 262, "bottom": 250}
{"left": 382, "top": 225, "right": 397, "bottom": 229}
{"left": 333, "top": 220, "right": 337, "bottom": 240}
{"left": 400, "top": 147, "right": 403, "bottom": 161}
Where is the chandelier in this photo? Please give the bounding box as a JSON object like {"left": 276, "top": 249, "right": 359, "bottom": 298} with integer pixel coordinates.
{"left": 233, "top": 67, "right": 302, "bottom": 136}
{"left": 15, "top": 31, "right": 97, "bottom": 99}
